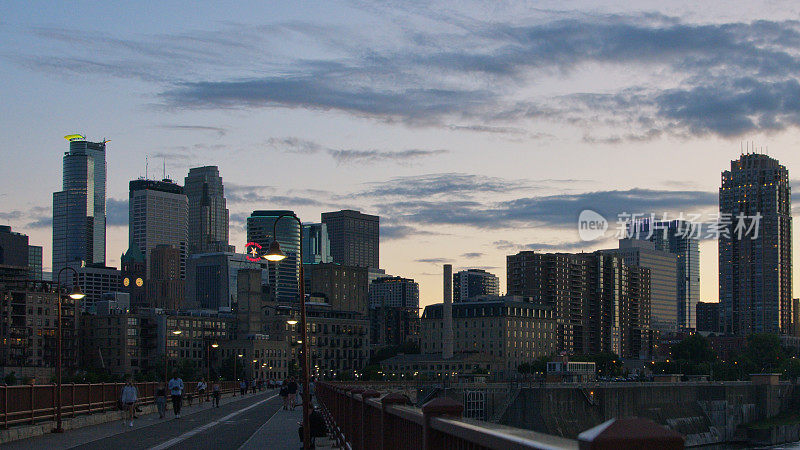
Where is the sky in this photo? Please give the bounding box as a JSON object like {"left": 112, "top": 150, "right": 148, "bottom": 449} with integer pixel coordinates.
{"left": 1, "top": 0, "right": 799, "bottom": 308}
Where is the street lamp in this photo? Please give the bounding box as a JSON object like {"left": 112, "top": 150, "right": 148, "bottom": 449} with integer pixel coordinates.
{"left": 54, "top": 265, "right": 85, "bottom": 433}
{"left": 234, "top": 353, "right": 243, "bottom": 396}
{"left": 263, "top": 212, "right": 312, "bottom": 450}
{"left": 207, "top": 341, "right": 219, "bottom": 382}
{"left": 165, "top": 329, "right": 182, "bottom": 384}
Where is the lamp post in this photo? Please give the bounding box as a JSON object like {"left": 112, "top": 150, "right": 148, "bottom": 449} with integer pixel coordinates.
{"left": 234, "top": 353, "right": 243, "bottom": 396}
{"left": 264, "top": 212, "right": 311, "bottom": 450}
{"left": 208, "top": 342, "right": 219, "bottom": 382}
{"left": 165, "top": 329, "right": 182, "bottom": 384}
{"left": 54, "top": 266, "right": 85, "bottom": 433}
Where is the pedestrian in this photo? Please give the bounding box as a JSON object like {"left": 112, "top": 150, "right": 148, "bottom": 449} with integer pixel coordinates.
{"left": 239, "top": 379, "right": 247, "bottom": 396}
{"left": 251, "top": 379, "right": 257, "bottom": 394}
{"left": 168, "top": 372, "right": 184, "bottom": 418}
{"left": 120, "top": 377, "right": 138, "bottom": 427}
{"left": 212, "top": 380, "right": 221, "bottom": 408}
{"left": 280, "top": 379, "right": 289, "bottom": 410}
{"left": 155, "top": 382, "right": 167, "bottom": 419}
{"left": 287, "top": 377, "right": 298, "bottom": 410}
{"left": 197, "top": 378, "right": 207, "bottom": 405}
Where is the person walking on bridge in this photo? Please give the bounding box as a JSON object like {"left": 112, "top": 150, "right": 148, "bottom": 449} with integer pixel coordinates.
{"left": 211, "top": 380, "right": 221, "bottom": 408}
{"left": 155, "top": 383, "right": 167, "bottom": 418}
{"left": 168, "top": 372, "right": 184, "bottom": 418}
{"left": 120, "top": 378, "right": 138, "bottom": 427}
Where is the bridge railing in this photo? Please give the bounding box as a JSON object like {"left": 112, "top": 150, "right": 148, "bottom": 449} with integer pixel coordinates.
{"left": 0, "top": 381, "right": 239, "bottom": 428}
{"left": 316, "top": 382, "right": 686, "bottom": 450}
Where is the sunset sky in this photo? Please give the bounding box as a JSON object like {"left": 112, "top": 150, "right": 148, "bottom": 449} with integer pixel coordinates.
{"left": 1, "top": 1, "right": 799, "bottom": 308}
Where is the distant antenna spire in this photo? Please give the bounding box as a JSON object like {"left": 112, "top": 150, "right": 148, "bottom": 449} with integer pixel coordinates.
{"left": 163, "top": 158, "right": 166, "bottom": 180}
{"left": 145, "top": 155, "right": 149, "bottom": 179}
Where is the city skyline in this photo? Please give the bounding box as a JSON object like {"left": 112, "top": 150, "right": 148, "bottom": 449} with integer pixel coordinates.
{"left": 2, "top": 1, "right": 800, "bottom": 308}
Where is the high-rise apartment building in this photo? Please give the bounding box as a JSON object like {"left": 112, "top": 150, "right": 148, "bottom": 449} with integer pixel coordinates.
{"left": 128, "top": 178, "right": 189, "bottom": 279}
{"left": 603, "top": 239, "right": 677, "bottom": 333}
{"left": 368, "top": 276, "right": 420, "bottom": 349}
{"left": 453, "top": 269, "right": 500, "bottom": 302}
{"left": 719, "top": 153, "right": 793, "bottom": 335}
{"left": 302, "top": 223, "right": 332, "bottom": 264}
{"left": 53, "top": 137, "right": 107, "bottom": 275}
{"left": 185, "top": 166, "right": 233, "bottom": 255}
{"left": 632, "top": 219, "right": 701, "bottom": 331}
{"left": 507, "top": 251, "right": 651, "bottom": 358}
{"left": 247, "top": 210, "right": 300, "bottom": 304}
{"left": 321, "top": 210, "right": 379, "bottom": 268}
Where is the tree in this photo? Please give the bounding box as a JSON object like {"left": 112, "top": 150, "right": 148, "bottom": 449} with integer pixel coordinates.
{"left": 671, "top": 334, "right": 716, "bottom": 365}
{"left": 742, "top": 333, "right": 785, "bottom": 373}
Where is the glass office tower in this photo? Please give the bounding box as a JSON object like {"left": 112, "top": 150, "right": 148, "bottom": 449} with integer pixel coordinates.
{"left": 247, "top": 210, "right": 301, "bottom": 303}
{"left": 53, "top": 138, "right": 107, "bottom": 276}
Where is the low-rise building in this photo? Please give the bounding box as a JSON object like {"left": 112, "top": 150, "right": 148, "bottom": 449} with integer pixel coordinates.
{"left": 0, "top": 280, "right": 79, "bottom": 380}
{"left": 421, "top": 297, "right": 557, "bottom": 379}
{"left": 379, "top": 353, "right": 499, "bottom": 381}
{"left": 218, "top": 336, "right": 291, "bottom": 381}
{"left": 263, "top": 302, "right": 371, "bottom": 380}
{"left": 81, "top": 308, "right": 233, "bottom": 376}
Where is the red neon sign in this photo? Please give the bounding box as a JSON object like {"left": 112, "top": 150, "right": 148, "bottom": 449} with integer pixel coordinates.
{"left": 245, "top": 242, "right": 263, "bottom": 262}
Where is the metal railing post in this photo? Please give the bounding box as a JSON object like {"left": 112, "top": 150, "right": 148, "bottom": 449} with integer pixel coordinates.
{"left": 421, "top": 396, "right": 463, "bottom": 450}
{"left": 577, "top": 417, "right": 684, "bottom": 449}
{"left": 359, "top": 390, "right": 380, "bottom": 450}
{"left": 380, "top": 393, "right": 411, "bottom": 450}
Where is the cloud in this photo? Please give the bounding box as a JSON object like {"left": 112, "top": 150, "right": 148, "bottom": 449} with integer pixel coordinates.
{"left": 415, "top": 257, "right": 453, "bottom": 264}
{"left": 384, "top": 188, "right": 717, "bottom": 230}
{"left": 266, "top": 137, "right": 447, "bottom": 165}
{"left": 494, "top": 239, "right": 598, "bottom": 252}
{"left": 0, "top": 211, "right": 23, "bottom": 222}
{"left": 225, "top": 184, "right": 275, "bottom": 204}
{"left": 328, "top": 149, "right": 447, "bottom": 165}
{"left": 158, "top": 125, "right": 227, "bottom": 136}
{"left": 461, "top": 252, "right": 483, "bottom": 259}
{"left": 25, "top": 217, "right": 52, "bottom": 229}
{"left": 106, "top": 198, "right": 129, "bottom": 226}
{"left": 19, "top": 13, "right": 800, "bottom": 139}
{"left": 358, "top": 173, "right": 529, "bottom": 199}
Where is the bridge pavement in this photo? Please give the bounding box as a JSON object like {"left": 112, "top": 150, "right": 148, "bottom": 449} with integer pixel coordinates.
{"left": 4, "top": 390, "right": 332, "bottom": 449}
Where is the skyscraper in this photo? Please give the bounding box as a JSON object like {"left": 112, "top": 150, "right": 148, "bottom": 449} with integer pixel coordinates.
{"left": 321, "top": 210, "right": 379, "bottom": 268}
{"left": 147, "top": 244, "right": 184, "bottom": 310}
{"left": 603, "top": 239, "right": 678, "bottom": 333}
{"left": 184, "top": 166, "right": 232, "bottom": 255}
{"left": 719, "top": 153, "right": 793, "bottom": 335}
{"left": 128, "top": 179, "right": 189, "bottom": 280}
{"left": 53, "top": 136, "right": 106, "bottom": 276}
{"left": 301, "top": 223, "right": 332, "bottom": 264}
{"left": 452, "top": 268, "right": 500, "bottom": 302}
{"left": 247, "top": 210, "right": 300, "bottom": 303}
{"left": 631, "top": 219, "right": 701, "bottom": 331}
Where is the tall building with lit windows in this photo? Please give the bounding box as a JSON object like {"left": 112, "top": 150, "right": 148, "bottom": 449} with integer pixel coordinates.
{"left": 719, "top": 153, "right": 792, "bottom": 336}
{"left": 53, "top": 136, "right": 107, "bottom": 276}
{"left": 128, "top": 178, "right": 189, "bottom": 280}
